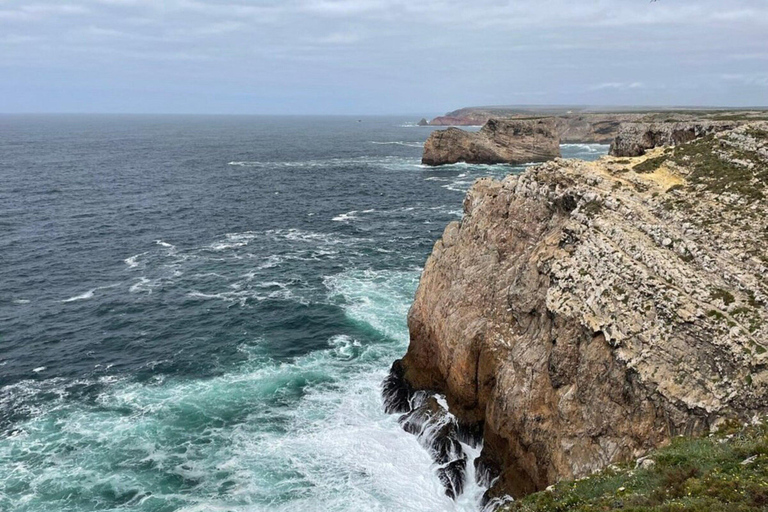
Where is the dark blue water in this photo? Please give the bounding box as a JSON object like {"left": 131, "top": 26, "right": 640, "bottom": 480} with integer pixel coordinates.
{"left": 0, "top": 115, "right": 607, "bottom": 511}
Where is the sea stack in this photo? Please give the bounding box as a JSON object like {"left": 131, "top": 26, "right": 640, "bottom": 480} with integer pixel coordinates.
{"left": 389, "top": 122, "right": 768, "bottom": 501}
{"left": 422, "top": 118, "right": 561, "bottom": 166}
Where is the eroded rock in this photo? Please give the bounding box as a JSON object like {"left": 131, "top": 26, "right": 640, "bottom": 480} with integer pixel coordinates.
{"left": 422, "top": 118, "right": 561, "bottom": 166}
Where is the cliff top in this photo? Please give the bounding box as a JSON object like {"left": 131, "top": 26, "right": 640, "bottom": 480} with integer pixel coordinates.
{"left": 506, "top": 418, "right": 768, "bottom": 512}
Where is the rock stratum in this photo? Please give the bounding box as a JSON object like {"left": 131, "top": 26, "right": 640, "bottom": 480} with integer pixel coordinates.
{"left": 387, "top": 123, "right": 768, "bottom": 504}
{"left": 422, "top": 118, "right": 561, "bottom": 166}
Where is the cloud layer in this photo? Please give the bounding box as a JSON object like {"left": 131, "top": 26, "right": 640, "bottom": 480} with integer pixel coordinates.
{"left": 1, "top": 0, "right": 767, "bottom": 113}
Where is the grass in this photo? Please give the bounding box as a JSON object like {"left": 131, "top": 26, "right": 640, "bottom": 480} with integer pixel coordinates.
{"left": 668, "top": 135, "right": 766, "bottom": 202}
{"left": 582, "top": 200, "right": 604, "bottom": 218}
{"left": 711, "top": 288, "right": 736, "bottom": 306}
{"left": 503, "top": 420, "right": 768, "bottom": 512}
{"left": 633, "top": 155, "right": 668, "bottom": 174}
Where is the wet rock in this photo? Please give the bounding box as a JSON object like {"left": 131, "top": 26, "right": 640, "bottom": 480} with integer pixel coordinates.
{"left": 382, "top": 360, "right": 413, "bottom": 414}
{"left": 385, "top": 379, "right": 480, "bottom": 500}
{"left": 438, "top": 455, "right": 467, "bottom": 499}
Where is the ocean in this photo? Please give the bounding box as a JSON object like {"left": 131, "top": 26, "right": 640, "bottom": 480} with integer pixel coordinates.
{"left": 0, "top": 115, "right": 607, "bottom": 512}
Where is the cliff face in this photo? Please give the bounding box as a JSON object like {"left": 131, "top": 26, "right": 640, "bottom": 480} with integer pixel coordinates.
{"left": 422, "top": 118, "right": 561, "bottom": 166}
{"left": 610, "top": 121, "right": 738, "bottom": 157}
{"left": 553, "top": 115, "right": 644, "bottom": 144}
{"left": 428, "top": 112, "right": 644, "bottom": 143}
{"left": 393, "top": 123, "right": 768, "bottom": 501}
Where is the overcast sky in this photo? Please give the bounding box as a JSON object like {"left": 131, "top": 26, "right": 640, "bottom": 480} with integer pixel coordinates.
{"left": 1, "top": 0, "right": 767, "bottom": 114}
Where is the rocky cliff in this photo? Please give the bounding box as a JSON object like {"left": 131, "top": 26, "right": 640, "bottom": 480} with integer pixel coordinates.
{"left": 609, "top": 121, "right": 739, "bottom": 157}
{"left": 427, "top": 107, "right": 768, "bottom": 143}
{"left": 422, "top": 118, "right": 561, "bottom": 166}
{"left": 428, "top": 111, "right": 645, "bottom": 143}
{"left": 388, "top": 123, "right": 768, "bottom": 503}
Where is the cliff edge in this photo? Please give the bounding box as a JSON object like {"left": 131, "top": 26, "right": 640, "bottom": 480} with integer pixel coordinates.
{"left": 422, "top": 118, "right": 561, "bottom": 166}
{"left": 391, "top": 123, "right": 768, "bottom": 502}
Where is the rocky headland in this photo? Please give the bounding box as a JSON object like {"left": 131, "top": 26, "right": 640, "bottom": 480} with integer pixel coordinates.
{"left": 426, "top": 107, "right": 768, "bottom": 144}
{"left": 422, "top": 118, "right": 561, "bottom": 166}
{"left": 387, "top": 122, "right": 768, "bottom": 505}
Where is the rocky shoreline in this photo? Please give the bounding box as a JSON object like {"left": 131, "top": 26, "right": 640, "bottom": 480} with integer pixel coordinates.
{"left": 387, "top": 121, "right": 768, "bottom": 505}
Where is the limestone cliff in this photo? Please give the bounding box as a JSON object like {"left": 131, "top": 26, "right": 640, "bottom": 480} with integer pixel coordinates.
{"left": 609, "top": 121, "right": 739, "bottom": 157}
{"left": 389, "top": 123, "right": 768, "bottom": 502}
{"left": 422, "top": 118, "right": 561, "bottom": 166}
{"left": 427, "top": 107, "right": 768, "bottom": 144}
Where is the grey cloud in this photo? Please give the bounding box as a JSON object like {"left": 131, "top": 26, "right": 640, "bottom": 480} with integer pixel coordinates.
{"left": 1, "top": 0, "right": 767, "bottom": 113}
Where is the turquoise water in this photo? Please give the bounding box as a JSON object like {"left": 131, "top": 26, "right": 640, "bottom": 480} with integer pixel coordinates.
{"left": 0, "top": 115, "right": 607, "bottom": 511}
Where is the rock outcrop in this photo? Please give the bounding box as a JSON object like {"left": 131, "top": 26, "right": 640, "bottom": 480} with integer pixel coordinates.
{"left": 609, "top": 121, "right": 739, "bottom": 157}
{"left": 553, "top": 115, "right": 644, "bottom": 144}
{"left": 389, "top": 123, "right": 768, "bottom": 502}
{"left": 427, "top": 110, "right": 646, "bottom": 143}
{"left": 422, "top": 118, "right": 561, "bottom": 166}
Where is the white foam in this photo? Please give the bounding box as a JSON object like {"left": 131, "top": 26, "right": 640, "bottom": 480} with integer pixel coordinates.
{"left": 561, "top": 143, "right": 610, "bottom": 152}
{"left": 32, "top": 367, "right": 46, "bottom": 373}
{"left": 12, "top": 299, "right": 31, "bottom": 305}
{"left": 0, "top": 269, "right": 492, "bottom": 511}
{"left": 332, "top": 210, "right": 358, "bottom": 222}
{"left": 124, "top": 252, "right": 147, "bottom": 268}
{"left": 370, "top": 141, "right": 425, "bottom": 148}
{"left": 129, "top": 277, "right": 153, "bottom": 294}
{"left": 155, "top": 240, "right": 175, "bottom": 249}
{"left": 62, "top": 289, "right": 95, "bottom": 303}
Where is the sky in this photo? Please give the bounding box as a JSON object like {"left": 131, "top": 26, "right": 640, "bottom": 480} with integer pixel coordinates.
{"left": 1, "top": 0, "right": 767, "bottom": 115}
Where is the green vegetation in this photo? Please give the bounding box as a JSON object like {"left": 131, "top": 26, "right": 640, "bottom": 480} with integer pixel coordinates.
{"left": 582, "top": 201, "right": 604, "bottom": 218}
{"left": 666, "top": 184, "right": 684, "bottom": 194}
{"left": 711, "top": 288, "right": 736, "bottom": 306}
{"left": 668, "top": 135, "right": 766, "bottom": 202}
{"left": 633, "top": 155, "right": 668, "bottom": 174}
{"left": 504, "top": 420, "right": 768, "bottom": 512}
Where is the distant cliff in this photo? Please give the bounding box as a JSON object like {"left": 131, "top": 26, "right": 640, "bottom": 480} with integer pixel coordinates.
{"left": 426, "top": 107, "right": 768, "bottom": 144}
{"left": 388, "top": 123, "right": 768, "bottom": 503}
{"left": 609, "top": 121, "right": 739, "bottom": 156}
{"left": 422, "top": 118, "right": 561, "bottom": 166}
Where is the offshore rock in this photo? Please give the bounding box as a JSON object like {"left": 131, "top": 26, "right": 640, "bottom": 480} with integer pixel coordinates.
{"left": 609, "top": 121, "right": 738, "bottom": 157}
{"left": 422, "top": 118, "right": 561, "bottom": 166}
{"left": 397, "top": 123, "right": 768, "bottom": 499}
